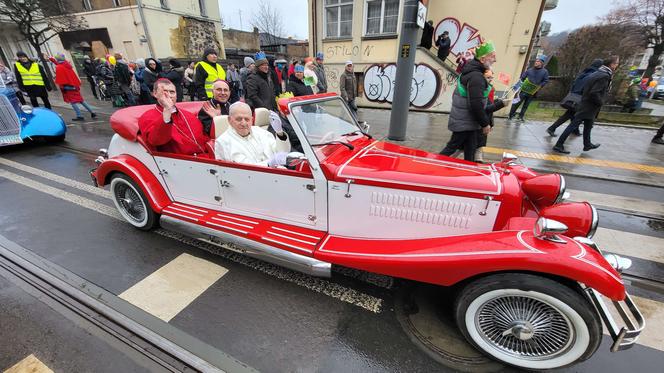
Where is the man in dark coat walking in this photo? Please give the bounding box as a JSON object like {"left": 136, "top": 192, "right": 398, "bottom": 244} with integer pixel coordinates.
{"left": 553, "top": 55, "right": 619, "bottom": 154}
{"left": 546, "top": 59, "right": 603, "bottom": 136}
{"left": 245, "top": 52, "right": 277, "bottom": 112}
{"left": 435, "top": 31, "right": 451, "bottom": 62}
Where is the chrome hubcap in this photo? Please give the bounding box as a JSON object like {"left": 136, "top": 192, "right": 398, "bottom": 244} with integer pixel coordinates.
{"left": 476, "top": 295, "right": 574, "bottom": 360}
{"left": 114, "top": 183, "right": 145, "bottom": 223}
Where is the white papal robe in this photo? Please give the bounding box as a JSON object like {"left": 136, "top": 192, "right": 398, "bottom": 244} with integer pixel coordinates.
{"left": 215, "top": 126, "right": 291, "bottom": 166}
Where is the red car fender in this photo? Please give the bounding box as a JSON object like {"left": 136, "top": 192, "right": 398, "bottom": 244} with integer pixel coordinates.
{"left": 95, "top": 155, "right": 171, "bottom": 212}
{"left": 315, "top": 230, "right": 626, "bottom": 301}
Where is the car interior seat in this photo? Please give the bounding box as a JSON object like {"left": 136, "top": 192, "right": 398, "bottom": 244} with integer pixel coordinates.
{"left": 213, "top": 115, "right": 229, "bottom": 138}
{"left": 254, "top": 107, "right": 270, "bottom": 129}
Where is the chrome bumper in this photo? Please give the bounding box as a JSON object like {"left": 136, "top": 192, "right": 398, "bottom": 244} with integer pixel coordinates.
{"left": 574, "top": 237, "right": 646, "bottom": 352}
{"left": 584, "top": 286, "right": 645, "bottom": 352}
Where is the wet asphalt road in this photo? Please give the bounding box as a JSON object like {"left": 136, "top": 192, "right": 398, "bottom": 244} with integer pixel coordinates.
{"left": 1, "top": 106, "right": 664, "bottom": 372}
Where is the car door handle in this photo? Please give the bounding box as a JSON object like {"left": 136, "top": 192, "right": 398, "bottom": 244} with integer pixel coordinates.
{"left": 220, "top": 180, "right": 231, "bottom": 188}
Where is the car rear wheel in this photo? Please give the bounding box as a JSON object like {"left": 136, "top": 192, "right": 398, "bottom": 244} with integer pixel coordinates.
{"left": 454, "top": 273, "right": 602, "bottom": 370}
{"left": 110, "top": 174, "right": 158, "bottom": 231}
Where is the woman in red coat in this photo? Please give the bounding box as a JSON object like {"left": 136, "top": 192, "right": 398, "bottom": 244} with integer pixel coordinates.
{"left": 52, "top": 53, "right": 97, "bottom": 121}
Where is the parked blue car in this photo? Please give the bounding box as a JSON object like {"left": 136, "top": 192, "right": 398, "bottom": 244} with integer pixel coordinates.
{"left": 0, "top": 85, "right": 66, "bottom": 146}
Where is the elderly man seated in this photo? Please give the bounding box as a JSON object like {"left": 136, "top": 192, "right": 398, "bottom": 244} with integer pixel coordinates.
{"left": 215, "top": 101, "right": 291, "bottom": 167}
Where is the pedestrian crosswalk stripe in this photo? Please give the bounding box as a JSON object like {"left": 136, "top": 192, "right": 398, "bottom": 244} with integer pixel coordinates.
{"left": 484, "top": 146, "right": 664, "bottom": 174}
{"left": 0, "top": 167, "right": 384, "bottom": 312}
{"left": 569, "top": 189, "right": 664, "bottom": 218}
{"left": 119, "top": 253, "right": 228, "bottom": 322}
{"left": 3, "top": 354, "right": 54, "bottom": 373}
{"left": 593, "top": 227, "right": 664, "bottom": 265}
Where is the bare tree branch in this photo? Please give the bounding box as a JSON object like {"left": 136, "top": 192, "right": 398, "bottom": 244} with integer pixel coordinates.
{"left": 251, "top": 0, "right": 285, "bottom": 46}
{"left": 602, "top": 0, "right": 664, "bottom": 77}
{"left": 0, "top": 0, "right": 87, "bottom": 82}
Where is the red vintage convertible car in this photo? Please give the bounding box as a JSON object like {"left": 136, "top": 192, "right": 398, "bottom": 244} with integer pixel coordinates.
{"left": 91, "top": 93, "right": 643, "bottom": 370}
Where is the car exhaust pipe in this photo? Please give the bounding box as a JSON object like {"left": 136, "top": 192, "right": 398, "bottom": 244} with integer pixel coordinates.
{"left": 160, "top": 215, "right": 332, "bottom": 278}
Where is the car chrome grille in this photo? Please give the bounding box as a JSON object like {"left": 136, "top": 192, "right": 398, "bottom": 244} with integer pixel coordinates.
{"left": 0, "top": 94, "right": 22, "bottom": 145}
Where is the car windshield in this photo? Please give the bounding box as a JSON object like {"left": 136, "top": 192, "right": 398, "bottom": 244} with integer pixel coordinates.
{"left": 290, "top": 98, "right": 361, "bottom": 147}
{"left": 658, "top": 78, "right": 664, "bottom": 85}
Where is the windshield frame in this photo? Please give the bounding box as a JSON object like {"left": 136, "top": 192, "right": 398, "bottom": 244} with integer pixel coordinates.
{"left": 287, "top": 96, "right": 363, "bottom": 149}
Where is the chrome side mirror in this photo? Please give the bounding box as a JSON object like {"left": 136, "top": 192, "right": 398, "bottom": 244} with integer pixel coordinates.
{"left": 534, "top": 217, "right": 568, "bottom": 243}
{"left": 358, "top": 120, "right": 370, "bottom": 133}
{"left": 286, "top": 152, "right": 307, "bottom": 168}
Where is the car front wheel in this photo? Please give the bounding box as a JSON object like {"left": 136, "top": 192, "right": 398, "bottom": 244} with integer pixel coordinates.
{"left": 454, "top": 273, "right": 602, "bottom": 370}
{"left": 110, "top": 173, "right": 159, "bottom": 231}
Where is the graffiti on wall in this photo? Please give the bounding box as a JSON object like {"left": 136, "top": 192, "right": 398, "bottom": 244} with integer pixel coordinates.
{"left": 325, "top": 44, "right": 375, "bottom": 58}
{"left": 433, "top": 17, "right": 483, "bottom": 59}
{"left": 363, "top": 63, "right": 441, "bottom": 109}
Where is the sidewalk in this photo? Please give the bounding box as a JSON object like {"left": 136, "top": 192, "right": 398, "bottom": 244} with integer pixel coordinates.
{"left": 46, "top": 88, "right": 664, "bottom": 187}
{"left": 358, "top": 108, "right": 664, "bottom": 187}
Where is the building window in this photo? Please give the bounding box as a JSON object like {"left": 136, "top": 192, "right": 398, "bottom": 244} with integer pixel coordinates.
{"left": 199, "top": 0, "right": 207, "bottom": 17}
{"left": 325, "top": 0, "right": 353, "bottom": 38}
{"left": 160, "top": 0, "right": 169, "bottom": 10}
{"left": 82, "top": 0, "right": 92, "bottom": 11}
{"left": 112, "top": 0, "right": 122, "bottom": 7}
{"left": 365, "top": 0, "right": 399, "bottom": 35}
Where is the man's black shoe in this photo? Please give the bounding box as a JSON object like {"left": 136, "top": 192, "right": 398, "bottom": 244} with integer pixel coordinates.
{"left": 546, "top": 128, "right": 556, "bottom": 137}
{"left": 652, "top": 137, "right": 664, "bottom": 144}
{"left": 583, "top": 143, "right": 601, "bottom": 151}
{"left": 553, "top": 145, "right": 570, "bottom": 154}
{"left": 91, "top": 112, "right": 97, "bottom": 119}
{"left": 71, "top": 117, "right": 84, "bottom": 121}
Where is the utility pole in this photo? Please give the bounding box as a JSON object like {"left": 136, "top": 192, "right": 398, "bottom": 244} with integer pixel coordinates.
{"left": 238, "top": 9, "right": 243, "bottom": 30}
{"left": 387, "top": 0, "right": 419, "bottom": 141}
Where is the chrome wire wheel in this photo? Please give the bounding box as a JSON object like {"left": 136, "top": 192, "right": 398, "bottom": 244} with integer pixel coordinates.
{"left": 456, "top": 275, "right": 602, "bottom": 370}
{"left": 475, "top": 294, "right": 573, "bottom": 360}
{"left": 110, "top": 175, "right": 150, "bottom": 228}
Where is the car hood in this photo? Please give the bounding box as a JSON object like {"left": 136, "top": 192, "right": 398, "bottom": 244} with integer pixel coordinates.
{"left": 330, "top": 141, "right": 503, "bottom": 195}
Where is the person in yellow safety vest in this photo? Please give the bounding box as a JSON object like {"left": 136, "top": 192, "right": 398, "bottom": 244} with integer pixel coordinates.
{"left": 194, "top": 48, "right": 226, "bottom": 100}
{"left": 13, "top": 51, "right": 52, "bottom": 109}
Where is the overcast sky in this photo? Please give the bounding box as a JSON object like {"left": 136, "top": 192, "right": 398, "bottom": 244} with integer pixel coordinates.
{"left": 219, "top": 0, "right": 310, "bottom": 40}
{"left": 541, "top": 0, "right": 616, "bottom": 34}
{"left": 218, "top": 0, "right": 617, "bottom": 41}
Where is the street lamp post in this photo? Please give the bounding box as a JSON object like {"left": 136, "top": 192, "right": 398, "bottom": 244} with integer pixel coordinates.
{"left": 387, "top": 0, "right": 420, "bottom": 141}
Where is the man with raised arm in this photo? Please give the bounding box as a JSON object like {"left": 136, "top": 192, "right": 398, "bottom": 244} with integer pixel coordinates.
{"left": 138, "top": 78, "right": 210, "bottom": 155}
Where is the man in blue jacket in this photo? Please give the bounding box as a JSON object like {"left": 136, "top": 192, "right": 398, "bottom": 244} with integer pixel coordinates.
{"left": 508, "top": 55, "right": 549, "bottom": 122}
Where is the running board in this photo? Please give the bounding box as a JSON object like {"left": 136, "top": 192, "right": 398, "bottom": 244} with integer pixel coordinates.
{"left": 160, "top": 215, "right": 332, "bottom": 278}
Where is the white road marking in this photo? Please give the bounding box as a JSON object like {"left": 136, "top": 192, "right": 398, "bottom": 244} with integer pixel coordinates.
{"left": 569, "top": 189, "right": 664, "bottom": 218}
{"left": 3, "top": 354, "right": 54, "bottom": 373}
{"left": 0, "top": 168, "right": 383, "bottom": 313}
{"left": 593, "top": 227, "right": 664, "bottom": 265}
{"left": 0, "top": 156, "right": 111, "bottom": 199}
{"left": 120, "top": 253, "right": 228, "bottom": 322}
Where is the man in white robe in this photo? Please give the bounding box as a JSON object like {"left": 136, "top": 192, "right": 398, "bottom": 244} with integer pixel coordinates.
{"left": 215, "top": 102, "right": 291, "bottom": 167}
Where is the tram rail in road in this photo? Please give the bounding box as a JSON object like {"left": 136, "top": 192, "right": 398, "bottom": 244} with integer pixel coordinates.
{"left": 0, "top": 234, "right": 254, "bottom": 373}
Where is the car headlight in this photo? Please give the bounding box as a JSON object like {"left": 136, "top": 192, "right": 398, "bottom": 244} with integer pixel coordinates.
{"left": 521, "top": 174, "right": 566, "bottom": 208}
{"left": 539, "top": 202, "right": 597, "bottom": 238}
{"left": 21, "top": 105, "right": 33, "bottom": 115}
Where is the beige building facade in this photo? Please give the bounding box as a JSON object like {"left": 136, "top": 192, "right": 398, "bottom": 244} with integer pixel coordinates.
{"left": 308, "top": 0, "right": 555, "bottom": 112}
{"left": 0, "top": 0, "right": 225, "bottom": 67}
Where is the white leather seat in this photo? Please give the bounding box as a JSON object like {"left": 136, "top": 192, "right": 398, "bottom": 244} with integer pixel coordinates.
{"left": 254, "top": 107, "right": 270, "bottom": 129}
{"left": 212, "top": 107, "right": 270, "bottom": 138}
{"left": 213, "top": 115, "right": 229, "bottom": 138}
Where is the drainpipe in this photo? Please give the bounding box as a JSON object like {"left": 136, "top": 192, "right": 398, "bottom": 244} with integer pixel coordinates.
{"left": 136, "top": 0, "right": 155, "bottom": 57}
